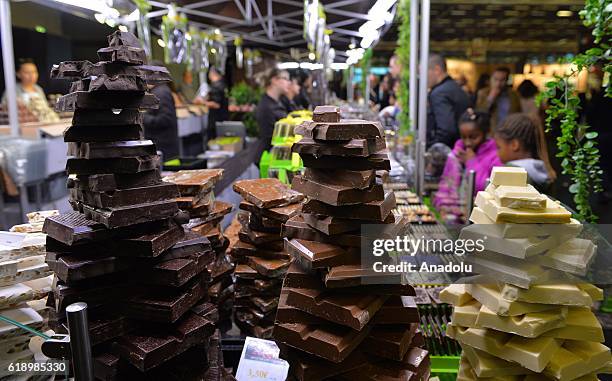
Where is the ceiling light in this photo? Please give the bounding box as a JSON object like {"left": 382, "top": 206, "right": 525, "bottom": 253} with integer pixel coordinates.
{"left": 308, "top": 52, "right": 316, "bottom": 60}
{"left": 118, "top": 25, "right": 128, "bottom": 32}
{"left": 331, "top": 62, "right": 348, "bottom": 70}
{"left": 556, "top": 10, "right": 573, "bottom": 17}
{"left": 157, "top": 38, "right": 166, "bottom": 48}
{"left": 278, "top": 62, "right": 299, "bottom": 69}
{"left": 211, "top": 48, "right": 217, "bottom": 54}
{"left": 94, "top": 13, "right": 106, "bottom": 24}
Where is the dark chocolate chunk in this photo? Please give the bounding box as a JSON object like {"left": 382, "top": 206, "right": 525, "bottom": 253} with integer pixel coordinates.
{"left": 52, "top": 60, "right": 172, "bottom": 84}
{"left": 302, "top": 213, "right": 393, "bottom": 235}
{"left": 302, "top": 192, "right": 396, "bottom": 221}
{"left": 71, "top": 108, "right": 143, "bottom": 126}
{"left": 144, "top": 251, "right": 212, "bottom": 287}
{"left": 76, "top": 170, "right": 161, "bottom": 192}
{"left": 238, "top": 228, "right": 281, "bottom": 245}
{"left": 43, "top": 211, "right": 108, "bottom": 245}
{"left": 162, "top": 169, "right": 224, "bottom": 196}
{"left": 115, "top": 222, "right": 184, "bottom": 257}
{"left": 292, "top": 175, "right": 384, "bottom": 206}
{"left": 237, "top": 211, "right": 281, "bottom": 233}
{"left": 295, "top": 120, "right": 383, "bottom": 141}
{"left": 282, "top": 215, "right": 361, "bottom": 247}
{"left": 284, "top": 286, "right": 387, "bottom": 330}
{"left": 324, "top": 264, "right": 403, "bottom": 288}
{"left": 233, "top": 178, "right": 304, "bottom": 208}
{"left": 273, "top": 321, "right": 371, "bottom": 363}
{"left": 55, "top": 91, "right": 158, "bottom": 112}
{"left": 244, "top": 256, "right": 290, "bottom": 278}
{"left": 111, "top": 312, "right": 215, "bottom": 371}
{"left": 63, "top": 124, "right": 144, "bottom": 142}
{"left": 312, "top": 105, "right": 340, "bottom": 122}
{"left": 108, "top": 30, "right": 143, "bottom": 48}
{"left": 372, "top": 296, "right": 419, "bottom": 325}
{"left": 70, "top": 74, "right": 147, "bottom": 93}
{"left": 303, "top": 168, "right": 375, "bottom": 190}
{"left": 282, "top": 262, "right": 324, "bottom": 289}
{"left": 299, "top": 152, "right": 391, "bottom": 171}
{"left": 82, "top": 200, "right": 178, "bottom": 228}
{"left": 362, "top": 323, "right": 417, "bottom": 360}
{"left": 292, "top": 137, "right": 386, "bottom": 157}
{"left": 75, "top": 183, "right": 178, "bottom": 209}
{"left": 123, "top": 278, "right": 206, "bottom": 323}
{"left": 66, "top": 156, "right": 160, "bottom": 175}
{"left": 284, "top": 238, "right": 359, "bottom": 270}
{"left": 68, "top": 140, "right": 157, "bottom": 159}
{"left": 239, "top": 201, "right": 301, "bottom": 222}
{"left": 275, "top": 290, "right": 328, "bottom": 325}
{"left": 280, "top": 344, "right": 366, "bottom": 381}
{"left": 97, "top": 45, "right": 146, "bottom": 65}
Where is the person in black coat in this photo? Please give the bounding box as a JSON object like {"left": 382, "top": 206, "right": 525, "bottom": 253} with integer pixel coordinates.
{"left": 144, "top": 83, "right": 179, "bottom": 160}
{"left": 254, "top": 69, "right": 290, "bottom": 163}
{"left": 426, "top": 54, "right": 471, "bottom": 149}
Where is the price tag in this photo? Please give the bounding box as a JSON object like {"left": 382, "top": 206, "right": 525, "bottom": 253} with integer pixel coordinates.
{"left": 236, "top": 337, "right": 289, "bottom": 381}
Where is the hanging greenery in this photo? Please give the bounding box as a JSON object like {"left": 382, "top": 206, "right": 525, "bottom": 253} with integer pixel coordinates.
{"left": 394, "top": 0, "right": 411, "bottom": 134}
{"left": 537, "top": 0, "right": 610, "bottom": 223}
{"left": 358, "top": 48, "right": 373, "bottom": 101}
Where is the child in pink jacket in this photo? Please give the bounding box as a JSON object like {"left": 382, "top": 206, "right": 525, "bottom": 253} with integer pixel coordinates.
{"left": 434, "top": 109, "right": 502, "bottom": 209}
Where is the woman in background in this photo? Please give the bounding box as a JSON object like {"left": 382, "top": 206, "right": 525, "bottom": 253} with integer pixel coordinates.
{"left": 2, "top": 59, "right": 59, "bottom": 123}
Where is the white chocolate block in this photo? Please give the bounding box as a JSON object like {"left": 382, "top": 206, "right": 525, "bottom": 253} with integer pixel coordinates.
{"left": 466, "top": 281, "right": 558, "bottom": 316}
{"left": 528, "top": 238, "right": 596, "bottom": 276}
{"left": 439, "top": 284, "right": 472, "bottom": 306}
{"left": 488, "top": 184, "right": 547, "bottom": 210}
{"left": 542, "top": 307, "right": 604, "bottom": 342}
{"left": 501, "top": 283, "right": 593, "bottom": 306}
{"left": 490, "top": 167, "right": 528, "bottom": 186}
{"left": 462, "top": 345, "right": 534, "bottom": 377}
{"left": 475, "top": 191, "right": 571, "bottom": 224}
{"left": 543, "top": 341, "right": 610, "bottom": 381}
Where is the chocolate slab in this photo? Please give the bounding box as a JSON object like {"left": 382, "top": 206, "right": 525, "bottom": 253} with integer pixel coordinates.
{"left": 55, "top": 91, "right": 158, "bottom": 112}
{"left": 46, "top": 251, "right": 132, "bottom": 283}
{"left": 97, "top": 45, "right": 146, "bottom": 65}
{"left": 302, "top": 192, "right": 396, "bottom": 221}
{"left": 295, "top": 120, "right": 383, "bottom": 141}
{"left": 274, "top": 321, "right": 372, "bottom": 363}
{"left": 63, "top": 123, "right": 144, "bottom": 142}
{"left": 282, "top": 262, "right": 325, "bottom": 289}
{"left": 302, "top": 212, "right": 394, "bottom": 235}
{"left": 292, "top": 137, "right": 386, "bottom": 157}
{"left": 52, "top": 60, "right": 171, "bottom": 84}
{"left": 208, "top": 256, "right": 234, "bottom": 283}
{"left": 280, "top": 344, "right": 367, "bottom": 381}
{"left": 299, "top": 152, "right": 391, "bottom": 171}
{"left": 303, "top": 168, "right": 375, "bottom": 190}
{"left": 75, "top": 170, "right": 161, "bottom": 192}
{"left": 233, "top": 178, "right": 304, "bottom": 208}
{"left": 68, "top": 140, "right": 157, "bottom": 159}
{"left": 162, "top": 169, "right": 224, "bottom": 196}
{"left": 111, "top": 312, "right": 215, "bottom": 371}
{"left": 82, "top": 200, "right": 178, "bottom": 228}
{"left": 236, "top": 234, "right": 285, "bottom": 252}
{"left": 275, "top": 290, "right": 328, "bottom": 325}
{"left": 235, "top": 295, "right": 279, "bottom": 313}
{"left": 292, "top": 175, "right": 384, "bottom": 206}
{"left": 244, "top": 256, "right": 291, "bottom": 278}
{"left": 43, "top": 211, "right": 108, "bottom": 245}
{"left": 234, "top": 264, "right": 260, "bottom": 280}
{"left": 66, "top": 156, "right": 159, "bottom": 175}
{"left": 70, "top": 74, "right": 147, "bottom": 93}
{"left": 191, "top": 301, "right": 219, "bottom": 323}
{"left": 284, "top": 238, "right": 359, "bottom": 270}
{"left": 239, "top": 201, "right": 301, "bottom": 222}
{"left": 71, "top": 108, "right": 143, "bottom": 126}
{"left": 143, "top": 251, "right": 212, "bottom": 287}
{"left": 237, "top": 211, "right": 281, "bottom": 233}
{"left": 324, "top": 265, "right": 408, "bottom": 291}
{"left": 231, "top": 240, "right": 290, "bottom": 261}
{"left": 75, "top": 183, "right": 178, "bottom": 209}
{"left": 312, "top": 105, "right": 340, "bottom": 122}
{"left": 123, "top": 278, "right": 206, "bottom": 323}
{"left": 372, "top": 296, "right": 419, "bottom": 325}
{"left": 282, "top": 215, "right": 362, "bottom": 247}
{"left": 362, "top": 323, "right": 417, "bottom": 360}
{"left": 238, "top": 228, "right": 281, "bottom": 245}
{"left": 284, "top": 286, "right": 388, "bottom": 330}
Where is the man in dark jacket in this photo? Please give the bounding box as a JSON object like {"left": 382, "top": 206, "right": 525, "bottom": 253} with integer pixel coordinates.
{"left": 426, "top": 54, "right": 471, "bottom": 148}
{"left": 144, "top": 83, "right": 179, "bottom": 160}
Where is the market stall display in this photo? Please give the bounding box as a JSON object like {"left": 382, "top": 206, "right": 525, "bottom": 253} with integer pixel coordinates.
{"left": 273, "top": 105, "right": 430, "bottom": 380}
{"left": 442, "top": 167, "right": 611, "bottom": 381}
{"left": 42, "top": 31, "right": 229, "bottom": 379}
{"left": 230, "top": 178, "right": 304, "bottom": 338}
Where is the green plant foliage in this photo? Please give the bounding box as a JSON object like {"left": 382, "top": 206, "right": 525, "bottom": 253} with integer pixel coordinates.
{"left": 242, "top": 112, "right": 259, "bottom": 137}
{"left": 230, "top": 82, "right": 260, "bottom": 105}
{"left": 395, "top": 0, "right": 411, "bottom": 134}
{"left": 537, "top": 0, "right": 610, "bottom": 222}
{"left": 359, "top": 48, "right": 373, "bottom": 99}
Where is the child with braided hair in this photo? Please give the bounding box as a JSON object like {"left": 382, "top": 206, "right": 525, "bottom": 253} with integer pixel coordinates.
{"left": 494, "top": 113, "right": 556, "bottom": 191}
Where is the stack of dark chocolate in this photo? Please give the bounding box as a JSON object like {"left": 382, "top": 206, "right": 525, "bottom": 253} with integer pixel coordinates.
{"left": 43, "top": 31, "right": 226, "bottom": 380}
{"left": 163, "top": 170, "right": 235, "bottom": 330}
{"left": 273, "top": 106, "right": 431, "bottom": 381}
{"left": 229, "top": 178, "right": 304, "bottom": 338}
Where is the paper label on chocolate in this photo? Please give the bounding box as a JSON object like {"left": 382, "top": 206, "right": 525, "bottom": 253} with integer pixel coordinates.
{"left": 235, "top": 337, "right": 289, "bottom": 381}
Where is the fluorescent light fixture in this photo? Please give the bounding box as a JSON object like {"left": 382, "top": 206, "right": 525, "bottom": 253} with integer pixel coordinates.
{"left": 118, "top": 25, "right": 128, "bottom": 32}
{"left": 105, "top": 18, "right": 116, "bottom": 27}
{"left": 157, "top": 38, "right": 166, "bottom": 48}
{"left": 278, "top": 62, "right": 300, "bottom": 69}
{"left": 331, "top": 62, "right": 348, "bottom": 70}
{"left": 368, "top": 0, "right": 397, "bottom": 17}
{"left": 308, "top": 52, "right": 316, "bottom": 60}
{"left": 53, "top": 0, "right": 118, "bottom": 15}
{"left": 94, "top": 13, "right": 106, "bottom": 24}
{"left": 358, "top": 20, "right": 385, "bottom": 37}
{"left": 299, "top": 62, "right": 324, "bottom": 70}
{"left": 556, "top": 10, "right": 573, "bottom": 17}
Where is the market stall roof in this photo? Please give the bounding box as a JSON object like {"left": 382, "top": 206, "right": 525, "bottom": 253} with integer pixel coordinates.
{"left": 145, "top": 0, "right": 381, "bottom": 52}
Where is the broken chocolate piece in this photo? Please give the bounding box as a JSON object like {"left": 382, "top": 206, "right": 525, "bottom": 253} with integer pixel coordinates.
{"left": 292, "top": 175, "right": 384, "bottom": 206}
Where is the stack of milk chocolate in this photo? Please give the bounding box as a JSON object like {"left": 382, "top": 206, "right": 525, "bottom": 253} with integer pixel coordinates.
{"left": 43, "top": 31, "right": 224, "bottom": 379}
{"left": 0, "top": 213, "right": 54, "bottom": 377}
{"left": 273, "top": 106, "right": 430, "bottom": 381}
{"left": 230, "top": 178, "right": 303, "bottom": 338}
{"left": 442, "top": 166, "right": 611, "bottom": 381}
{"left": 163, "top": 169, "right": 234, "bottom": 329}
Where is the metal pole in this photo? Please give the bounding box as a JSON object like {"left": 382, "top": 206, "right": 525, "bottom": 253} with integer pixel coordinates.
{"left": 466, "top": 169, "right": 476, "bottom": 220}
{"left": 416, "top": 0, "right": 429, "bottom": 197}
{"left": 408, "top": 0, "right": 418, "bottom": 129}
{"left": 0, "top": 0, "right": 19, "bottom": 136}
{"left": 347, "top": 65, "right": 354, "bottom": 103}
{"left": 66, "top": 302, "right": 94, "bottom": 381}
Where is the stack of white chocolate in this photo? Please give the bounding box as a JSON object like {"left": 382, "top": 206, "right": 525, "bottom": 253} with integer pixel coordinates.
{"left": 441, "top": 167, "right": 611, "bottom": 381}
{"left": 0, "top": 211, "right": 55, "bottom": 376}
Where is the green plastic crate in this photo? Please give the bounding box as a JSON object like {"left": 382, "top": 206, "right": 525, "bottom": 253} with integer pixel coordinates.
{"left": 430, "top": 355, "right": 460, "bottom": 381}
